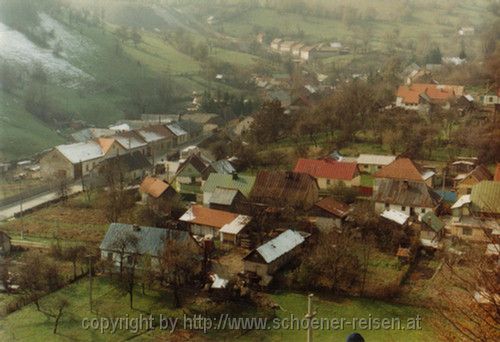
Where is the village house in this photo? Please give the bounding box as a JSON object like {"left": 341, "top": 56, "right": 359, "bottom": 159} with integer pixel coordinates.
{"left": 136, "top": 125, "right": 175, "bottom": 163}
{"left": 279, "top": 40, "right": 296, "bottom": 54}
{"left": 175, "top": 153, "right": 215, "bottom": 202}
{"left": 71, "top": 128, "right": 115, "bottom": 143}
{"left": 293, "top": 158, "right": 360, "bottom": 191}
{"left": 208, "top": 187, "right": 247, "bottom": 213}
{"left": 179, "top": 205, "right": 251, "bottom": 244}
{"left": 395, "top": 83, "right": 464, "bottom": 113}
{"left": 356, "top": 154, "right": 396, "bottom": 174}
{"left": 99, "top": 223, "right": 198, "bottom": 271}
{"left": 291, "top": 42, "right": 305, "bottom": 57}
{"left": 419, "top": 211, "right": 445, "bottom": 247}
{"left": 373, "top": 158, "right": 434, "bottom": 191}
{"left": 113, "top": 131, "right": 148, "bottom": 155}
{"left": 0, "top": 231, "right": 11, "bottom": 256}
{"left": 250, "top": 170, "right": 319, "bottom": 210}
{"left": 243, "top": 229, "right": 306, "bottom": 285}
{"left": 448, "top": 181, "right": 500, "bottom": 242}
{"left": 454, "top": 164, "right": 492, "bottom": 196}
{"left": 94, "top": 151, "right": 151, "bottom": 181}
{"left": 201, "top": 173, "right": 255, "bottom": 205}
{"left": 374, "top": 179, "right": 442, "bottom": 216}
{"left": 300, "top": 45, "right": 317, "bottom": 61}
{"left": 449, "top": 157, "right": 478, "bottom": 176}
{"left": 40, "top": 141, "right": 104, "bottom": 180}
{"left": 166, "top": 123, "right": 189, "bottom": 145}
{"left": 139, "top": 176, "right": 178, "bottom": 214}
{"left": 270, "top": 38, "right": 282, "bottom": 51}
{"left": 308, "top": 197, "right": 350, "bottom": 232}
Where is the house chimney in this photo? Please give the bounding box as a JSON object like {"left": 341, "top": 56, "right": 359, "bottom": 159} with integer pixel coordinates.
{"left": 133, "top": 224, "right": 141, "bottom": 231}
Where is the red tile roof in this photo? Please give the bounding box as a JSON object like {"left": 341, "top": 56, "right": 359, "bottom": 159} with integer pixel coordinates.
{"left": 315, "top": 197, "right": 350, "bottom": 218}
{"left": 293, "top": 158, "right": 358, "bottom": 180}
{"left": 396, "top": 83, "right": 463, "bottom": 104}
{"left": 140, "top": 176, "right": 171, "bottom": 198}
{"left": 181, "top": 205, "right": 239, "bottom": 228}
{"left": 374, "top": 158, "right": 423, "bottom": 182}
{"left": 495, "top": 163, "right": 500, "bottom": 182}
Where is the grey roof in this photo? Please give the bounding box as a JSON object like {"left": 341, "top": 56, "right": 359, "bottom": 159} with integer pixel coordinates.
{"left": 211, "top": 160, "right": 236, "bottom": 174}
{"left": 71, "top": 128, "right": 115, "bottom": 142}
{"left": 254, "top": 230, "right": 305, "bottom": 264}
{"left": 167, "top": 123, "right": 188, "bottom": 137}
{"left": 374, "top": 179, "right": 441, "bottom": 208}
{"left": 99, "top": 223, "right": 193, "bottom": 257}
{"left": 210, "top": 187, "right": 242, "bottom": 206}
{"left": 56, "top": 141, "right": 103, "bottom": 163}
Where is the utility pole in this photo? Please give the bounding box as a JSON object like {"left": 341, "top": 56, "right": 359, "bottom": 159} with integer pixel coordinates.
{"left": 19, "top": 184, "right": 24, "bottom": 240}
{"left": 305, "top": 293, "right": 316, "bottom": 342}
{"left": 87, "top": 255, "right": 93, "bottom": 312}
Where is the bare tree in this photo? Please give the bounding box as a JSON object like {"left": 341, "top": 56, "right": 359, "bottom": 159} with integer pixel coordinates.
{"left": 158, "top": 238, "right": 200, "bottom": 308}
{"left": 110, "top": 232, "right": 139, "bottom": 278}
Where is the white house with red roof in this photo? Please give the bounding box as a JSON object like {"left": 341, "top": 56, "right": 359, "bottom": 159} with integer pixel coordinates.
{"left": 293, "top": 158, "right": 360, "bottom": 190}
{"left": 395, "top": 83, "right": 464, "bottom": 113}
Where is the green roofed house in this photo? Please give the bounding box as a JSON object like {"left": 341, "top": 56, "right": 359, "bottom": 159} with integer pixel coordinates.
{"left": 419, "top": 212, "right": 445, "bottom": 246}
{"left": 470, "top": 181, "right": 500, "bottom": 217}
{"left": 201, "top": 173, "right": 256, "bottom": 205}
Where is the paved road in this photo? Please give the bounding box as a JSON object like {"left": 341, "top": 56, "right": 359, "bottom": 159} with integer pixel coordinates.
{"left": 0, "top": 184, "right": 82, "bottom": 220}
{"left": 0, "top": 133, "right": 212, "bottom": 221}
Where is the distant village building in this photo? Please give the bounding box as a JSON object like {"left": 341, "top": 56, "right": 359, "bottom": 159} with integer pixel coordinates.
{"left": 175, "top": 154, "right": 215, "bottom": 201}
{"left": 243, "top": 230, "right": 306, "bottom": 285}
{"left": 250, "top": 170, "right": 319, "bottom": 210}
{"left": 208, "top": 187, "right": 247, "bottom": 213}
{"left": 139, "top": 176, "right": 178, "bottom": 214}
{"left": 395, "top": 83, "right": 464, "bottom": 113}
{"left": 293, "top": 158, "right": 360, "bottom": 190}
{"left": 270, "top": 38, "right": 282, "bottom": 51}
{"left": 179, "top": 205, "right": 251, "bottom": 244}
{"left": 356, "top": 154, "right": 396, "bottom": 174}
{"left": 373, "top": 158, "right": 434, "bottom": 190}
{"left": 300, "top": 46, "right": 317, "bottom": 61}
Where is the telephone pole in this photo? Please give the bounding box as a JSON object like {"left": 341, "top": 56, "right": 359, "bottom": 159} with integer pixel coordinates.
{"left": 305, "top": 293, "right": 316, "bottom": 342}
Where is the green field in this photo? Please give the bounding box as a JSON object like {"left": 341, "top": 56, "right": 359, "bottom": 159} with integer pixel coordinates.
{"left": 0, "top": 277, "right": 437, "bottom": 341}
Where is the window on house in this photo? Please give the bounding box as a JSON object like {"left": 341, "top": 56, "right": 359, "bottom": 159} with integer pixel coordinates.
{"left": 326, "top": 179, "right": 331, "bottom": 185}
{"left": 385, "top": 203, "right": 389, "bottom": 209}
{"left": 421, "top": 208, "right": 426, "bottom": 214}
{"left": 466, "top": 188, "right": 472, "bottom": 194}
{"left": 107, "top": 252, "right": 113, "bottom": 261}
{"left": 86, "top": 164, "right": 89, "bottom": 171}
{"left": 127, "top": 255, "right": 134, "bottom": 264}
{"left": 401, "top": 206, "right": 406, "bottom": 211}
{"left": 462, "top": 227, "right": 472, "bottom": 236}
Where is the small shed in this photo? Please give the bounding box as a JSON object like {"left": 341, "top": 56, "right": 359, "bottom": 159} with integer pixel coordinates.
{"left": 243, "top": 230, "right": 305, "bottom": 282}
{"left": 208, "top": 187, "right": 247, "bottom": 213}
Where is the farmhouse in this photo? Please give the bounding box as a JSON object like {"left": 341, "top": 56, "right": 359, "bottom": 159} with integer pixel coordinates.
{"left": 99, "top": 223, "right": 198, "bottom": 270}
{"left": 40, "top": 141, "right": 104, "bottom": 180}
{"left": 113, "top": 131, "right": 148, "bottom": 154}
{"left": 309, "top": 197, "right": 350, "bottom": 231}
{"left": 250, "top": 170, "right": 319, "bottom": 209}
{"left": 300, "top": 46, "right": 317, "bottom": 61}
{"left": 95, "top": 151, "right": 151, "bottom": 181}
{"left": 395, "top": 83, "right": 464, "bottom": 113}
{"left": 166, "top": 123, "right": 189, "bottom": 145}
{"left": 243, "top": 230, "right": 306, "bottom": 285}
{"left": 179, "top": 205, "right": 251, "bottom": 244}
{"left": 293, "top": 158, "right": 360, "bottom": 190}
{"left": 208, "top": 187, "right": 247, "bottom": 213}
{"left": 291, "top": 42, "right": 305, "bottom": 57}
{"left": 279, "top": 40, "right": 296, "bottom": 53}
{"left": 419, "top": 211, "right": 445, "bottom": 243}
{"left": 356, "top": 154, "right": 396, "bottom": 174}
{"left": 201, "top": 173, "right": 255, "bottom": 205}
{"left": 139, "top": 176, "right": 178, "bottom": 214}
{"left": 454, "top": 165, "right": 492, "bottom": 196}
{"left": 136, "top": 125, "right": 175, "bottom": 162}
{"left": 175, "top": 154, "right": 215, "bottom": 201}
{"left": 373, "top": 158, "right": 433, "bottom": 190}
{"left": 374, "top": 179, "right": 442, "bottom": 216}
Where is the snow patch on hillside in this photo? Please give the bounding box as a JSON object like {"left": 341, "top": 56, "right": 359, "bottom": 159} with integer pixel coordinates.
{"left": 38, "top": 13, "right": 94, "bottom": 56}
{"left": 0, "top": 20, "right": 92, "bottom": 88}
